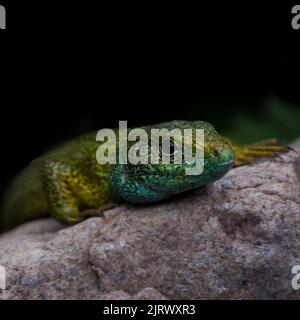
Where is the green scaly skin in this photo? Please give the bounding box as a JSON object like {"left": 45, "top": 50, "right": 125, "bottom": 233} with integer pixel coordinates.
{"left": 0, "top": 120, "right": 289, "bottom": 231}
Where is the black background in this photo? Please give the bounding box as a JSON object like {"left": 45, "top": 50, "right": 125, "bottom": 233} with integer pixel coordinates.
{"left": 0, "top": 300, "right": 298, "bottom": 318}
{"left": 0, "top": 1, "right": 299, "bottom": 195}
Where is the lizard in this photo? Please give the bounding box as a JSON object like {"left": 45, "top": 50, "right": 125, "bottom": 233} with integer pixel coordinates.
{"left": 0, "top": 120, "right": 290, "bottom": 231}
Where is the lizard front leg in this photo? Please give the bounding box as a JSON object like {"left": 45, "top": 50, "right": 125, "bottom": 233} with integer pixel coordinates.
{"left": 42, "top": 160, "right": 111, "bottom": 224}
{"left": 224, "top": 138, "right": 291, "bottom": 167}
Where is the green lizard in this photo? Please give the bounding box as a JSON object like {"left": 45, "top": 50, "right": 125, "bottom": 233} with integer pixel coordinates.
{"left": 0, "top": 120, "right": 289, "bottom": 231}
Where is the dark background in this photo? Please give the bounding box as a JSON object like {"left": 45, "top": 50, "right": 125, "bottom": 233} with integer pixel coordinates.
{"left": 0, "top": 1, "right": 299, "bottom": 196}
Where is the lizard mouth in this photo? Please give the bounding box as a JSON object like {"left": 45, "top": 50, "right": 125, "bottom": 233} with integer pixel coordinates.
{"left": 220, "top": 160, "right": 234, "bottom": 166}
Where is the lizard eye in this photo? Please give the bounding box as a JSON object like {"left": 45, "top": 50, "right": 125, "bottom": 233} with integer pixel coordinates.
{"left": 169, "top": 140, "right": 175, "bottom": 155}
{"left": 213, "top": 148, "right": 222, "bottom": 157}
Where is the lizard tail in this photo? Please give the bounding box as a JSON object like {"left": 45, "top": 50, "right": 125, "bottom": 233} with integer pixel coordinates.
{"left": 0, "top": 159, "right": 49, "bottom": 232}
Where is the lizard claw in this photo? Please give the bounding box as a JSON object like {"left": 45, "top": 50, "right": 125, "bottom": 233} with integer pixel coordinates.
{"left": 287, "top": 146, "right": 299, "bottom": 154}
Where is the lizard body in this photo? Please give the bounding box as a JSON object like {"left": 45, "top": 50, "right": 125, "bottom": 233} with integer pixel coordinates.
{"left": 0, "top": 120, "right": 288, "bottom": 231}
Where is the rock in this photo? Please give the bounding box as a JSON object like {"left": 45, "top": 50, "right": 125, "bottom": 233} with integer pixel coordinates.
{"left": 133, "top": 287, "right": 168, "bottom": 300}
{"left": 0, "top": 148, "right": 300, "bottom": 300}
{"left": 291, "top": 137, "right": 300, "bottom": 151}
{"left": 291, "top": 138, "right": 300, "bottom": 184}
{"left": 99, "top": 288, "right": 168, "bottom": 300}
{"left": 99, "top": 290, "right": 131, "bottom": 300}
{"left": 0, "top": 218, "right": 104, "bottom": 300}
{"left": 0, "top": 218, "right": 65, "bottom": 242}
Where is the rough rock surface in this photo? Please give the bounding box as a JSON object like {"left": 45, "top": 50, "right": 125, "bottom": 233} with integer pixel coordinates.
{"left": 99, "top": 288, "right": 168, "bottom": 300}
{"left": 0, "top": 143, "right": 300, "bottom": 300}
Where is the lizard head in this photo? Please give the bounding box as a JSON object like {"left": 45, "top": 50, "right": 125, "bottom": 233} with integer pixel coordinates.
{"left": 110, "top": 120, "right": 234, "bottom": 203}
